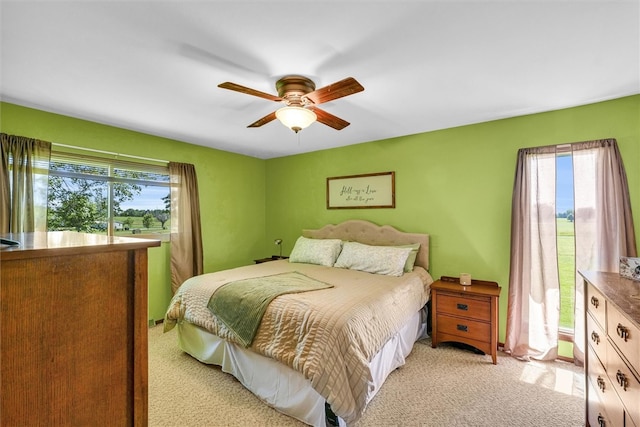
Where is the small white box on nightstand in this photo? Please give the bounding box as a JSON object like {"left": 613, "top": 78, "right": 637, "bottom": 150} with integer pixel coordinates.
{"left": 460, "top": 273, "right": 472, "bottom": 286}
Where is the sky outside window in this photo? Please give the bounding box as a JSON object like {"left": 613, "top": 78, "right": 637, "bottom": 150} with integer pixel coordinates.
{"left": 556, "top": 155, "right": 574, "bottom": 214}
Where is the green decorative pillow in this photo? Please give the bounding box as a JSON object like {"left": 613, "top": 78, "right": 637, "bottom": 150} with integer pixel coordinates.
{"left": 288, "top": 236, "right": 343, "bottom": 266}
{"left": 397, "top": 243, "right": 421, "bottom": 272}
{"left": 334, "top": 241, "right": 412, "bottom": 277}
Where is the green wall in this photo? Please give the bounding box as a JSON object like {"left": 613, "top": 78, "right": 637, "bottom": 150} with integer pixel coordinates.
{"left": 265, "top": 95, "right": 640, "bottom": 343}
{"left": 0, "top": 102, "right": 267, "bottom": 322}
{"left": 2, "top": 95, "right": 638, "bottom": 343}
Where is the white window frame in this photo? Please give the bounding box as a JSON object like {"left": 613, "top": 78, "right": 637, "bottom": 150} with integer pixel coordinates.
{"left": 47, "top": 150, "right": 170, "bottom": 240}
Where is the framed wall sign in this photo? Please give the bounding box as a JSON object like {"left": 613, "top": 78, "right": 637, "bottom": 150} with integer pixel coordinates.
{"left": 326, "top": 171, "right": 395, "bottom": 209}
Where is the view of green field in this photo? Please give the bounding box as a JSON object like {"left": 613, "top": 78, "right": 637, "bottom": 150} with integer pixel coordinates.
{"left": 113, "top": 216, "right": 170, "bottom": 236}
{"left": 557, "top": 217, "right": 575, "bottom": 329}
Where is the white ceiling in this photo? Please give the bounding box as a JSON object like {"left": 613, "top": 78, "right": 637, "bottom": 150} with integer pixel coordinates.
{"left": 1, "top": 1, "right": 638, "bottom": 159}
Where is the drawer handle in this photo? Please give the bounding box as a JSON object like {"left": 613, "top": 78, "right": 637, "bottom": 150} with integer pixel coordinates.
{"left": 616, "top": 323, "right": 629, "bottom": 342}
{"left": 456, "top": 303, "right": 469, "bottom": 311}
{"left": 597, "top": 413, "right": 606, "bottom": 427}
{"left": 456, "top": 324, "right": 468, "bottom": 332}
{"left": 616, "top": 370, "right": 628, "bottom": 391}
{"left": 591, "top": 331, "right": 600, "bottom": 345}
{"left": 590, "top": 296, "right": 599, "bottom": 309}
{"left": 596, "top": 376, "right": 606, "bottom": 392}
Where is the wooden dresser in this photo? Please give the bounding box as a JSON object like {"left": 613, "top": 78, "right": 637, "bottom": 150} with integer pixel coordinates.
{"left": 1, "top": 231, "right": 160, "bottom": 426}
{"left": 431, "top": 277, "right": 501, "bottom": 364}
{"left": 580, "top": 270, "right": 640, "bottom": 427}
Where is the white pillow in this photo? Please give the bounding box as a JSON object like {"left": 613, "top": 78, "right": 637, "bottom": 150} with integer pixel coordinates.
{"left": 288, "top": 236, "right": 343, "bottom": 267}
{"left": 334, "top": 241, "right": 413, "bottom": 277}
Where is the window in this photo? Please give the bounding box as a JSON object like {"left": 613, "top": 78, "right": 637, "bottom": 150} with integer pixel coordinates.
{"left": 556, "top": 154, "right": 575, "bottom": 336}
{"left": 47, "top": 151, "right": 170, "bottom": 237}
{"left": 506, "top": 139, "right": 636, "bottom": 363}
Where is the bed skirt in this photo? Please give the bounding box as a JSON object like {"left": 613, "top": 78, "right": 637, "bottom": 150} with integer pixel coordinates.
{"left": 176, "top": 306, "right": 429, "bottom": 426}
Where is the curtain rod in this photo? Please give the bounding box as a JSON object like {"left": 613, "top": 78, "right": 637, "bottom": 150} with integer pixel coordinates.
{"left": 525, "top": 138, "right": 616, "bottom": 152}
{"left": 52, "top": 142, "right": 169, "bottom": 164}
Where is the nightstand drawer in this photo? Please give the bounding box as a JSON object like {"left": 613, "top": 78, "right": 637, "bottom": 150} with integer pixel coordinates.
{"left": 436, "top": 314, "right": 491, "bottom": 342}
{"left": 436, "top": 293, "right": 491, "bottom": 321}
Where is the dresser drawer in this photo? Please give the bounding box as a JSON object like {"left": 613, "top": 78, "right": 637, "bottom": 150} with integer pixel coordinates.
{"left": 607, "top": 304, "right": 640, "bottom": 373}
{"left": 587, "top": 346, "right": 624, "bottom": 427}
{"left": 588, "top": 311, "right": 607, "bottom": 366}
{"left": 436, "top": 293, "right": 491, "bottom": 321}
{"left": 587, "top": 282, "right": 607, "bottom": 330}
{"left": 436, "top": 314, "right": 491, "bottom": 342}
{"left": 587, "top": 379, "right": 621, "bottom": 427}
{"left": 607, "top": 340, "right": 640, "bottom": 427}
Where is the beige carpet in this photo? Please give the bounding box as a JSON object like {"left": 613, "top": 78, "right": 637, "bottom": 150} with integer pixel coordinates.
{"left": 149, "top": 325, "right": 584, "bottom": 426}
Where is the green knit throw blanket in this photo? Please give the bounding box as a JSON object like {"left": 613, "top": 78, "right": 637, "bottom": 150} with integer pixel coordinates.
{"left": 207, "top": 271, "right": 333, "bottom": 347}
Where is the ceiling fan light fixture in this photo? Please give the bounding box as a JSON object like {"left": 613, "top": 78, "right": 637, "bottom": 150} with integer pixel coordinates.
{"left": 275, "top": 106, "right": 317, "bottom": 133}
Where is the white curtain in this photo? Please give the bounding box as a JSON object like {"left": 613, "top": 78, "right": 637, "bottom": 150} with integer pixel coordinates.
{"left": 505, "top": 145, "right": 560, "bottom": 361}
{"left": 571, "top": 139, "right": 637, "bottom": 363}
{"left": 505, "top": 139, "right": 636, "bottom": 363}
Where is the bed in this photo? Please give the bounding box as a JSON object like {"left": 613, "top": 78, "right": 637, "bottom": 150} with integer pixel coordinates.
{"left": 164, "top": 220, "right": 433, "bottom": 426}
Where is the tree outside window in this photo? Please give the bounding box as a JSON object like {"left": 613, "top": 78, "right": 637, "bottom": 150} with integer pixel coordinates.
{"left": 47, "top": 152, "right": 170, "bottom": 236}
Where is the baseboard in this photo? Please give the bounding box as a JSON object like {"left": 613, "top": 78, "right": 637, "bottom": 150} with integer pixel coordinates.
{"left": 498, "top": 341, "right": 577, "bottom": 364}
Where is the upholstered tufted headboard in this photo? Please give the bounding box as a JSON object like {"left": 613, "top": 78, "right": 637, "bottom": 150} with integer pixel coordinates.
{"left": 302, "top": 220, "right": 430, "bottom": 271}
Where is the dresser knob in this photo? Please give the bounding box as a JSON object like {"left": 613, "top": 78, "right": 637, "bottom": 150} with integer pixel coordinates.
{"left": 591, "top": 331, "right": 600, "bottom": 345}
{"left": 597, "top": 376, "right": 606, "bottom": 392}
{"left": 590, "top": 296, "right": 599, "bottom": 308}
{"left": 616, "top": 370, "right": 628, "bottom": 391}
{"left": 616, "top": 323, "right": 629, "bottom": 342}
{"left": 597, "top": 413, "right": 606, "bottom": 427}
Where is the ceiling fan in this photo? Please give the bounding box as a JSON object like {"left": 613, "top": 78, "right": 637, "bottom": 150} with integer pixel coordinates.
{"left": 218, "top": 75, "right": 364, "bottom": 133}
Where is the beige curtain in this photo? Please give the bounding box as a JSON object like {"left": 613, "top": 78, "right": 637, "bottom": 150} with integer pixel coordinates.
{"left": 571, "top": 139, "right": 637, "bottom": 363}
{"left": 1, "top": 133, "right": 51, "bottom": 233}
{"left": 505, "top": 139, "right": 636, "bottom": 362}
{"left": 169, "top": 162, "right": 204, "bottom": 293}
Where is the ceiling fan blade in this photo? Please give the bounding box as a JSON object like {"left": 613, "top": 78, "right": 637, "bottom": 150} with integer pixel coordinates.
{"left": 218, "top": 82, "right": 282, "bottom": 102}
{"left": 313, "top": 107, "right": 350, "bottom": 130}
{"left": 247, "top": 111, "right": 277, "bottom": 128}
{"left": 304, "top": 77, "right": 364, "bottom": 105}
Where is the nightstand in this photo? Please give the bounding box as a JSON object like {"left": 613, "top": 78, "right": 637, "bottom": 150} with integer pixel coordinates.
{"left": 431, "top": 276, "right": 501, "bottom": 364}
{"left": 254, "top": 255, "right": 289, "bottom": 264}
